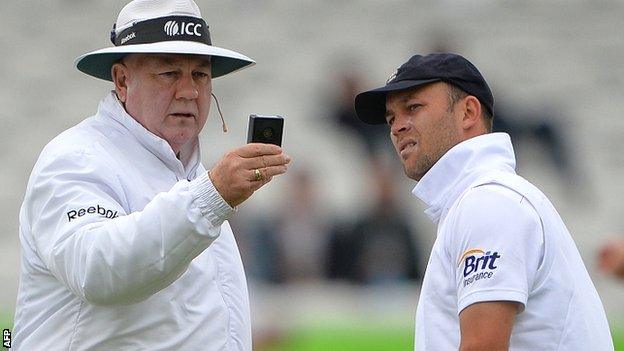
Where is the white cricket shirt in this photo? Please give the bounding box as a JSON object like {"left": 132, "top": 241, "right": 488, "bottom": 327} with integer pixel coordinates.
{"left": 412, "top": 133, "right": 613, "bottom": 351}
{"left": 12, "top": 92, "right": 252, "bottom": 350}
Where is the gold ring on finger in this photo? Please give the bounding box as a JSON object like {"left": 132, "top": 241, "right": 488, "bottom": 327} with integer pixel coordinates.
{"left": 253, "top": 169, "right": 263, "bottom": 182}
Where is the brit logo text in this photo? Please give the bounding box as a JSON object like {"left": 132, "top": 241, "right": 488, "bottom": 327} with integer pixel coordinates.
{"left": 458, "top": 248, "right": 501, "bottom": 287}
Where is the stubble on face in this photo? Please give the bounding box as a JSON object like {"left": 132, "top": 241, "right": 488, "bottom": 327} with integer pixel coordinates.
{"left": 386, "top": 82, "right": 462, "bottom": 181}
{"left": 403, "top": 109, "right": 459, "bottom": 181}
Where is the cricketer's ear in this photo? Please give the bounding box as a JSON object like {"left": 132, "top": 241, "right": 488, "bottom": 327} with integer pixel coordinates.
{"left": 111, "top": 62, "right": 130, "bottom": 103}
{"left": 460, "top": 95, "right": 483, "bottom": 132}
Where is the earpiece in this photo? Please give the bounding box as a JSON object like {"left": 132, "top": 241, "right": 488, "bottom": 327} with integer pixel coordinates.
{"left": 211, "top": 93, "right": 228, "bottom": 133}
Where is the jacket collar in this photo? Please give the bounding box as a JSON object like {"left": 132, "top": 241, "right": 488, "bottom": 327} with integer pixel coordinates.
{"left": 96, "top": 91, "right": 202, "bottom": 179}
{"left": 411, "top": 133, "right": 516, "bottom": 224}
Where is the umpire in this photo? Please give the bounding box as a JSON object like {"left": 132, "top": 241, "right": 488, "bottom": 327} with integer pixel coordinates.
{"left": 12, "top": 0, "right": 290, "bottom": 349}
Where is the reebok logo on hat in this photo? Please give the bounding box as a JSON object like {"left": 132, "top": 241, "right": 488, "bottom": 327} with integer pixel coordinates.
{"left": 164, "top": 20, "right": 203, "bottom": 37}
{"left": 120, "top": 32, "right": 136, "bottom": 44}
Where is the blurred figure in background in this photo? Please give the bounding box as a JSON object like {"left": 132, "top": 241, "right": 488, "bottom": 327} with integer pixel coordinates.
{"left": 235, "top": 169, "right": 328, "bottom": 284}
{"left": 231, "top": 215, "right": 283, "bottom": 283}
{"left": 598, "top": 238, "right": 624, "bottom": 280}
{"left": 326, "top": 161, "right": 422, "bottom": 284}
{"left": 493, "top": 100, "right": 581, "bottom": 186}
{"left": 323, "top": 67, "right": 423, "bottom": 285}
{"left": 272, "top": 170, "right": 328, "bottom": 282}
{"left": 327, "top": 70, "right": 394, "bottom": 161}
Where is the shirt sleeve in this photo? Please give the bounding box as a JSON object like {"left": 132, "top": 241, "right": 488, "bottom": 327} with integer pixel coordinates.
{"left": 24, "top": 148, "right": 234, "bottom": 306}
{"left": 450, "top": 183, "right": 544, "bottom": 315}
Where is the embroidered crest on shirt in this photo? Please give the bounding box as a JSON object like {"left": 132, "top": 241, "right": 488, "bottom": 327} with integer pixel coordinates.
{"left": 458, "top": 248, "right": 501, "bottom": 287}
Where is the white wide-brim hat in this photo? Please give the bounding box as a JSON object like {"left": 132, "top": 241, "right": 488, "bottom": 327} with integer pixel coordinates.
{"left": 75, "top": 0, "right": 254, "bottom": 81}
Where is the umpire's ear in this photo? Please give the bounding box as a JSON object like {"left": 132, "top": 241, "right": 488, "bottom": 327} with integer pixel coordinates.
{"left": 111, "top": 61, "right": 130, "bottom": 103}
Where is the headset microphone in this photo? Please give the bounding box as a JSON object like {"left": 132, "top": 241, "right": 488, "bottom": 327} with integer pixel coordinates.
{"left": 211, "top": 93, "right": 228, "bottom": 133}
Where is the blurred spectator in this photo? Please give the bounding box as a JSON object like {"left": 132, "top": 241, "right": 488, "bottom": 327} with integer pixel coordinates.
{"left": 598, "top": 238, "right": 624, "bottom": 280}
{"left": 235, "top": 169, "right": 328, "bottom": 284}
{"left": 272, "top": 170, "right": 328, "bottom": 282}
{"left": 493, "top": 100, "right": 580, "bottom": 185}
{"left": 326, "top": 162, "right": 422, "bottom": 284}
{"left": 233, "top": 215, "right": 283, "bottom": 283}
{"left": 327, "top": 71, "right": 393, "bottom": 160}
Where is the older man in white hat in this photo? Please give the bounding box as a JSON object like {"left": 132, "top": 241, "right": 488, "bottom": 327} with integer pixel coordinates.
{"left": 12, "top": 0, "right": 290, "bottom": 349}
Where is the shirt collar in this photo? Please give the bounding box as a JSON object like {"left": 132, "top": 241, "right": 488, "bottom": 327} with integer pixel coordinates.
{"left": 97, "top": 91, "right": 202, "bottom": 179}
{"left": 411, "top": 132, "right": 516, "bottom": 224}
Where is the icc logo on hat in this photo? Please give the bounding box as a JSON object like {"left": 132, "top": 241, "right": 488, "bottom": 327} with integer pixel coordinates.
{"left": 164, "top": 20, "right": 203, "bottom": 37}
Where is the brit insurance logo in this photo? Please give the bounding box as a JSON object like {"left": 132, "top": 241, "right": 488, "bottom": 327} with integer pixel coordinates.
{"left": 164, "top": 20, "right": 203, "bottom": 37}
{"left": 458, "top": 248, "right": 501, "bottom": 287}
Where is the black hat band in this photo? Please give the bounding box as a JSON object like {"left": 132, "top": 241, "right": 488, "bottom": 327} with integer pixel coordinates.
{"left": 110, "top": 16, "right": 211, "bottom": 46}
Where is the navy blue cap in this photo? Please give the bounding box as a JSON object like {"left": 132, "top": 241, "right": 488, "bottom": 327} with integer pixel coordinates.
{"left": 354, "top": 53, "right": 494, "bottom": 124}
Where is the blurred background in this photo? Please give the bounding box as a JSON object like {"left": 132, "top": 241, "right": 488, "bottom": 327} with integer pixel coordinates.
{"left": 2, "top": 0, "right": 624, "bottom": 349}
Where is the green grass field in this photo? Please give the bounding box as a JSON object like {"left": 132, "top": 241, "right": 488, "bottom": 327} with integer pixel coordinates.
{"left": 264, "top": 327, "right": 413, "bottom": 351}
{"left": 1, "top": 312, "right": 11, "bottom": 329}
{"left": 1, "top": 311, "right": 623, "bottom": 350}
{"left": 263, "top": 325, "right": 624, "bottom": 351}
{"left": 615, "top": 326, "right": 624, "bottom": 350}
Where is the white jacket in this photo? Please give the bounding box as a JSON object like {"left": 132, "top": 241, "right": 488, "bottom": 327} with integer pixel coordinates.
{"left": 12, "top": 92, "right": 252, "bottom": 350}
